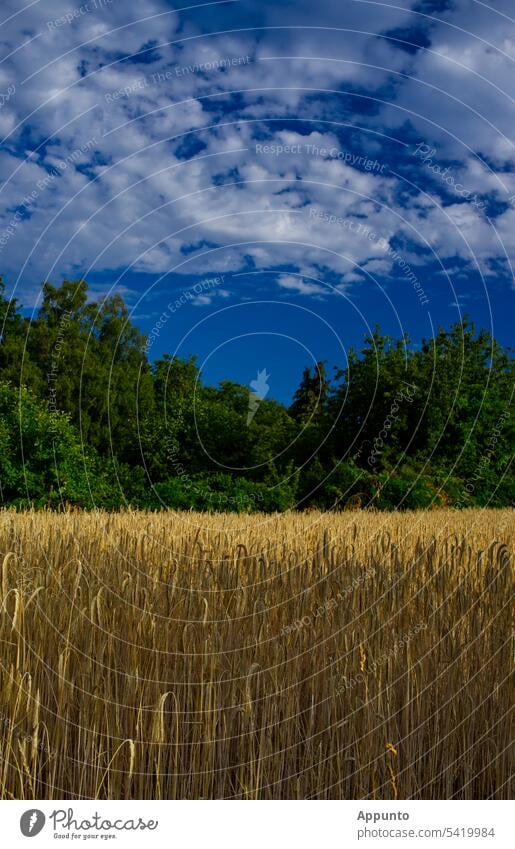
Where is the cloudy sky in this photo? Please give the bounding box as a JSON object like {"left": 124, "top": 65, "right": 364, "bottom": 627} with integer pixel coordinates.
{"left": 0, "top": 0, "right": 513, "bottom": 398}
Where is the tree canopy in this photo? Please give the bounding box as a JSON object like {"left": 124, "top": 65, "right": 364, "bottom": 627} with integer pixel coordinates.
{"left": 0, "top": 277, "right": 512, "bottom": 511}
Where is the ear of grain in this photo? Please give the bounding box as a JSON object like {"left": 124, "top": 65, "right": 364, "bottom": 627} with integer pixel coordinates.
{"left": 0, "top": 507, "right": 511, "bottom": 799}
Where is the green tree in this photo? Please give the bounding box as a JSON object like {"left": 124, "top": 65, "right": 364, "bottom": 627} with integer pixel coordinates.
{"left": 0, "top": 380, "right": 118, "bottom": 508}
{"left": 27, "top": 280, "right": 153, "bottom": 463}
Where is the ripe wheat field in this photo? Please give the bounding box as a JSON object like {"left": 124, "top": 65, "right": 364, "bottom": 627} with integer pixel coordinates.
{"left": 0, "top": 508, "right": 512, "bottom": 800}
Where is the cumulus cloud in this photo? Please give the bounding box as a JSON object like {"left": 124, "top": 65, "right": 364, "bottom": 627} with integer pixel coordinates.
{"left": 0, "top": 0, "right": 513, "bottom": 309}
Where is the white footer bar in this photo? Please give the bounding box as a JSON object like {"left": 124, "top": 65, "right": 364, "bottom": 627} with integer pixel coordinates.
{"left": 0, "top": 800, "right": 510, "bottom": 848}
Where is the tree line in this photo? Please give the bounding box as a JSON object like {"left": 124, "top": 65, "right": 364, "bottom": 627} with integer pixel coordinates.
{"left": 0, "top": 277, "right": 512, "bottom": 511}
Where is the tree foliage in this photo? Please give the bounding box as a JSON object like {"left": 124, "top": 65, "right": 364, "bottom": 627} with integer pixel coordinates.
{"left": 0, "top": 277, "right": 512, "bottom": 511}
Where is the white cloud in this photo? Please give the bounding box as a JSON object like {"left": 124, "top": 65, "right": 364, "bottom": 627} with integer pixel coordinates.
{"left": 0, "top": 0, "right": 513, "bottom": 308}
{"left": 277, "top": 274, "right": 326, "bottom": 296}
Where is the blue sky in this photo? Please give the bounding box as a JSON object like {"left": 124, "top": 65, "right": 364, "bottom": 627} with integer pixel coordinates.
{"left": 0, "top": 0, "right": 513, "bottom": 401}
